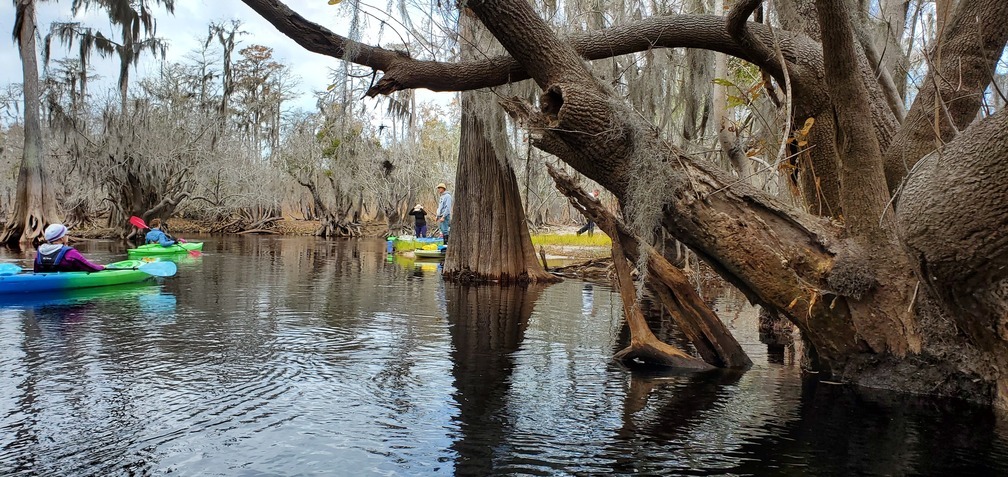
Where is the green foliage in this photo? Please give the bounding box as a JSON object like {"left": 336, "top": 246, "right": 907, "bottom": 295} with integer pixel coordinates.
{"left": 715, "top": 58, "right": 768, "bottom": 109}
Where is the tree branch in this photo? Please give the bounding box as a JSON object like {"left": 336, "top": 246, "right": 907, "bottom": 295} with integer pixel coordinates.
{"left": 241, "top": 0, "right": 824, "bottom": 111}
{"left": 726, "top": 0, "right": 776, "bottom": 66}
{"left": 883, "top": 0, "right": 1008, "bottom": 191}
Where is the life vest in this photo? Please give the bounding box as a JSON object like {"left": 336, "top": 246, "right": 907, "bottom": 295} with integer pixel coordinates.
{"left": 35, "top": 245, "right": 71, "bottom": 272}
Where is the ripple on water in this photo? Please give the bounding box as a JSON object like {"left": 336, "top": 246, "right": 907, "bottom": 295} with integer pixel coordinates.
{"left": 1, "top": 238, "right": 1007, "bottom": 476}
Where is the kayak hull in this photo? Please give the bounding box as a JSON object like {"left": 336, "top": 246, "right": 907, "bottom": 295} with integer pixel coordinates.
{"left": 0, "top": 259, "right": 153, "bottom": 294}
{"left": 414, "top": 250, "right": 446, "bottom": 260}
{"left": 127, "top": 242, "right": 203, "bottom": 257}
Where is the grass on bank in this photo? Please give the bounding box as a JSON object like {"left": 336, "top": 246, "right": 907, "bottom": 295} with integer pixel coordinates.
{"left": 530, "top": 232, "right": 611, "bottom": 248}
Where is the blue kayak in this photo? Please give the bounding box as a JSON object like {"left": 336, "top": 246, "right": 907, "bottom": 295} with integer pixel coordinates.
{"left": 0, "top": 259, "right": 156, "bottom": 294}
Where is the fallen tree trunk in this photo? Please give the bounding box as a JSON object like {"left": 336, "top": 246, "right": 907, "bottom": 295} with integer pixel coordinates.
{"left": 548, "top": 164, "right": 751, "bottom": 369}
{"left": 610, "top": 232, "right": 715, "bottom": 371}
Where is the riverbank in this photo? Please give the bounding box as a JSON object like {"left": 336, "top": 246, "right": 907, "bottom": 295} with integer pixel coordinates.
{"left": 76, "top": 217, "right": 613, "bottom": 262}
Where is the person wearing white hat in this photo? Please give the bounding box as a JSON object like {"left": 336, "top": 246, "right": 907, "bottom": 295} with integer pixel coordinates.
{"left": 435, "top": 183, "right": 453, "bottom": 244}
{"left": 33, "top": 223, "right": 105, "bottom": 273}
{"left": 408, "top": 204, "right": 428, "bottom": 238}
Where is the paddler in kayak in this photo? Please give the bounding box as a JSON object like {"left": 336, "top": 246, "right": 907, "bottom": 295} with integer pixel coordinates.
{"left": 145, "top": 218, "right": 177, "bottom": 247}
{"left": 33, "top": 223, "right": 105, "bottom": 273}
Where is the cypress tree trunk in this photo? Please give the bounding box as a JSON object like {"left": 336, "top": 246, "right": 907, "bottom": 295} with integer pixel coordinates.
{"left": 443, "top": 93, "right": 556, "bottom": 283}
{"left": 442, "top": 11, "right": 556, "bottom": 284}
{"left": 2, "top": 0, "right": 60, "bottom": 245}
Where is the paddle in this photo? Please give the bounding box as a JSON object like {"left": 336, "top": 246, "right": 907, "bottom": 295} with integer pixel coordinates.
{"left": 129, "top": 215, "right": 202, "bottom": 257}
{"left": 106, "top": 260, "right": 178, "bottom": 277}
{"left": 0, "top": 263, "right": 24, "bottom": 276}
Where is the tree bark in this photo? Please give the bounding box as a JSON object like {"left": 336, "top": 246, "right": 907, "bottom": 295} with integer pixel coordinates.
{"left": 3, "top": 0, "right": 61, "bottom": 245}
{"left": 548, "top": 164, "right": 751, "bottom": 369}
{"left": 882, "top": 0, "right": 1008, "bottom": 192}
{"left": 897, "top": 108, "right": 1008, "bottom": 387}
{"left": 442, "top": 13, "right": 555, "bottom": 284}
{"left": 814, "top": 0, "right": 894, "bottom": 241}
{"left": 443, "top": 94, "right": 556, "bottom": 284}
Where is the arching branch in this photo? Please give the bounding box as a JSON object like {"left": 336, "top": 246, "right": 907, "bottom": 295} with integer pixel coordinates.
{"left": 726, "top": 0, "right": 776, "bottom": 66}
{"left": 241, "top": 0, "right": 825, "bottom": 112}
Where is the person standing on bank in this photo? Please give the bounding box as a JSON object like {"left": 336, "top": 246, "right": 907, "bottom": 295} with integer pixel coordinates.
{"left": 436, "top": 183, "right": 453, "bottom": 245}
{"left": 34, "top": 223, "right": 105, "bottom": 273}
{"left": 577, "top": 189, "right": 601, "bottom": 236}
{"left": 408, "top": 204, "right": 428, "bottom": 238}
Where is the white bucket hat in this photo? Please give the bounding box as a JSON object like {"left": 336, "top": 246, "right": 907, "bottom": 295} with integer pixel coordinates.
{"left": 44, "top": 223, "right": 69, "bottom": 242}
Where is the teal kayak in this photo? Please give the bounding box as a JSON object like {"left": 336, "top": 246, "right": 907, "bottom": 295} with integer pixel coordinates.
{"left": 127, "top": 242, "right": 203, "bottom": 257}
{"left": 0, "top": 259, "right": 155, "bottom": 294}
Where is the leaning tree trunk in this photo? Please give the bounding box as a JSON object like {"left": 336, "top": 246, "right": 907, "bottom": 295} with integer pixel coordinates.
{"left": 2, "top": 0, "right": 60, "bottom": 245}
{"left": 549, "top": 164, "right": 751, "bottom": 369}
{"left": 442, "top": 12, "right": 555, "bottom": 284}
{"left": 474, "top": 0, "right": 913, "bottom": 375}
{"left": 609, "top": 234, "right": 715, "bottom": 370}
{"left": 470, "top": 0, "right": 1008, "bottom": 404}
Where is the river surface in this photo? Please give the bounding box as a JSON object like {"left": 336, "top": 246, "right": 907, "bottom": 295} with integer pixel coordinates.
{"left": 0, "top": 235, "right": 1006, "bottom": 476}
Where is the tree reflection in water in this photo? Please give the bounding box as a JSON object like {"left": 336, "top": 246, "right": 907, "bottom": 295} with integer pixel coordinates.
{"left": 445, "top": 283, "right": 543, "bottom": 475}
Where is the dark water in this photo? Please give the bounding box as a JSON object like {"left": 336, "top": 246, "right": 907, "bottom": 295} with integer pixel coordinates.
{"left": 1, "top": 236, "right": 1006, "bottom": 476}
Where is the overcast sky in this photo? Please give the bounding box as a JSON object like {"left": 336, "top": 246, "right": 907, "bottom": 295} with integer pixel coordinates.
{"left": 0, "top": 0, "right": 450, "bottom": 115}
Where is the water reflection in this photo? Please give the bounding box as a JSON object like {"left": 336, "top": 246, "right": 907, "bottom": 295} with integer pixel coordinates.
{"left": 0, "top": 236, "right": 1005, "bottom": 476}
{"left": 445, "top": 284, "right": 542, "bottom": 475}
{"left": 726, "top": 380, "right": 1008, "bottom": 476}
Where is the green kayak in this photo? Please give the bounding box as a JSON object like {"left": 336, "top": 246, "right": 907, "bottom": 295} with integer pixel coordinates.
{"left": 127, "top": 242, "right": 203, "bottom": 257}
{"left": 0, "top": 259, "right": 155, "bottom": 294}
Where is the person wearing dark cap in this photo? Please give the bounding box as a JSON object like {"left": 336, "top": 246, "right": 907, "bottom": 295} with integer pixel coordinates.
{"left": 34, "top": 223, "right": 105, "bottom": 273}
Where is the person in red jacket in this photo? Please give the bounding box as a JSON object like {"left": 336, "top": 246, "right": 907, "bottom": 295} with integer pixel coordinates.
{"left": 33, "top": 223, "right": 104, "bottom": 273}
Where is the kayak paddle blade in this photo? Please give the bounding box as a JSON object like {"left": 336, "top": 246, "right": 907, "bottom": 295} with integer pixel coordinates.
{"left": 175, "top": 243, "right": 202, "bottom": 257}
{"left": 107, "top": 260, "right": 177, "bottom": 277}
{"left": 138, "top": 260, "right": 177, "bottom": 277}
{"left": 0, "top": 263, "right": 24, "bottom": 275}
{"left": 129, "top": 216, "right": 147, "bottom": 229}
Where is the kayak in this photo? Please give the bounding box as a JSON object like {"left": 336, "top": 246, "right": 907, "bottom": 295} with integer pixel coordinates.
{"left": 414, "top": 249, "right": 446, "bottom": 260}
{"left": 0, "top": 282, "right": 160, "bottom": 307}
{"left": 127, "top": 242, "right": 203, "bottom": 257}
{"left": 0, "top": 259, "right": 155, "bottom": 294}
{"left": 388, "top": 237, "right": 443, "bottom": 253}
